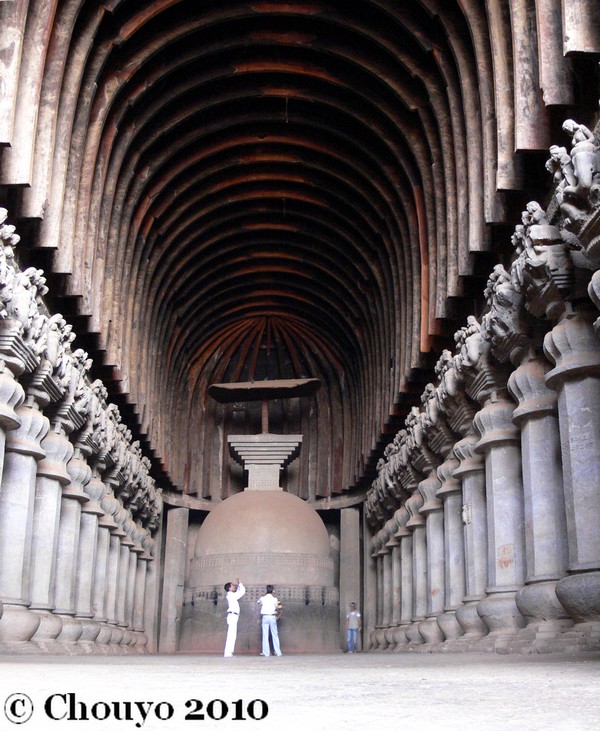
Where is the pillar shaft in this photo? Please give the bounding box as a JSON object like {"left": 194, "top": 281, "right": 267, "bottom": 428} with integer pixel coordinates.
{"left": 418, "top": 472, "right": 444, "bottom": 644}
{"left": 105, "top": 534, "right": 121, "bottom": 626}
{"left": 375, "top": 555, "right": 383, "bottom": 627}
{"left": 53, "top": 450, "right": 91, "bottom": 648}
{"left": 381, "top": 551, "right": 392, "bottom": 627}
{"left": 391, "top": 544, "right": 401, "bottom": 626}
{"left": 92, "top": 523, "right": 112, "bottom": 646}
{"left": 436, "top": 457, "right": 465, "bottom": 641}
{"left": 544, "top": 311, "right": 600, "bottom": 625}
{"left": 509, "top": 357, "right": 570, "bottom": 631}
{"left": 132, "top": 556, "right": 150, "bottom": 652}
{"left": 453, "top": 436, "right": 488, "bottom": 638}
{"left": 400, "top": 535, "right": 413, "bottom": 625}
{"left": 404, "top": 489, "right": 426, "bottom": 645}
{"left": 29, "top": 430, "right": 73, "bottom": 647}
{"left": 474, "top": 397, "right": 526, "bottom": 635}
{"left": 159, "top": 507, "right": 189, "bottom": 653}
{"left": 339, "top": 507, "right": 361, "bottom": 650}
{"left": 0, "top": 404, "right": 47, "bottom": 647}
{"left": 126, "top": 551, "right": 138, "bottom": 630}
{"left": 0, "top": 405, "right": 48, "bottom": 604}
{"left": 117, "top": 543, "right": 131, "bottom": 627}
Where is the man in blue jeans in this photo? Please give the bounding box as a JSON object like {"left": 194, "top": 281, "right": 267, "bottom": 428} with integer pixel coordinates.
{"left": 257, "top": 585, "right": 283, "bottom": 656}
{"left": 345, "top": 602, "right": 362, "bottom": 653}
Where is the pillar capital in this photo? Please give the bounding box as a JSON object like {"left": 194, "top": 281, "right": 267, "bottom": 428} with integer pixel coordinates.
{"left": 474, "top": 397, "right": 519, "bottom": 453}
{"left": 5, "top": 403, "right": 48, "bottom": 459}
{"left": 452, "top": 434, "right": 484, "bottom": 477}
{"left": 508, "top": 356, "right": 557, "bottom": 422}
{"left": 393, "top": 505, "right": 411, "bottom": 539}
{"left": 37, "top": 430, "right": 73, "bottom": 484}
{"left": 63, "top": 451, "right": 91, "bottom": 504}
{"left": 544, "top": 310, "right": 600, "bottom": 387}
{"left": 418, "top": 472, "right": 443, "bottom": 514}
{"left": 436, "top": 457, "right": 461, "bottom": 498}
{"left": 405, "top": 491, "right": 425, "bottom": 529}
{"left": 0, "top": 368, "right": 24, "bottom": 430}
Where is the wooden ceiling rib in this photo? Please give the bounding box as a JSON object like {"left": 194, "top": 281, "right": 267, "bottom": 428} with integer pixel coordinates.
{"left": 0, "top": 0, "right": 593, "bottom": 497}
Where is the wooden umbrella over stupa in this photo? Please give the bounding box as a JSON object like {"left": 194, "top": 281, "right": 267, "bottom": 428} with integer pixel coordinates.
{"left": 208, "top": 378, "right": 321, "bottom": 491}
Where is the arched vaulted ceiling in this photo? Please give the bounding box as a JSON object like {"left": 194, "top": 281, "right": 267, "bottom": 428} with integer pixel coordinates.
{"left": 0, "top": 0, "right": 598, "bottom": 502}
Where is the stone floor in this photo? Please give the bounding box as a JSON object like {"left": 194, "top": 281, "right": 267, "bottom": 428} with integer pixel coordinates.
{"left": 0, "top": 651, "right": 598, "bottom": 730}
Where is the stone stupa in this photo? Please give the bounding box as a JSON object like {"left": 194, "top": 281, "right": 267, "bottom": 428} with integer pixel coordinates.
{"left": 180, "top": 379, "right": 339, "bottom": 654}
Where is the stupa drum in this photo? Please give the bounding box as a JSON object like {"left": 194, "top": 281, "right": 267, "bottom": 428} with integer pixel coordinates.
{"left": 181, "top": 490, "right": 339, "bottom": 653}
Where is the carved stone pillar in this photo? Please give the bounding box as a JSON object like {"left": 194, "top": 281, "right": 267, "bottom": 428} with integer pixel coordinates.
{"left": 474, "top": 396, "right": 527, "bottom": 641}
{"left": 92, "top": 485, "right": 119, "bottom": 650}
{"left": 453, "top": 436, "right": 488, "bottom": 639}
{"left": 391, "top": 539, "right": 401, "bottom": 625}
{"left": 381, "top": 517, "right": 397, "bottom": 650}
{"left": 417, "top": 472, "right": 445, "bottom": 645}
{"left": 508, "top": 356, "right": 571, "bottom": 641}
{"left": 74, "top": 470, "right": 104, "bottom": 652}
{"left": 382, "top": 518, "right": 400, "bottom": 650}
{"left": 53, "top": 447, "right": 91, "bottom": 652}
{"left": 0, "top": 365, "right": 24, "bottom": 475}
{"left": 131, "top": 523, "right": 150, "bottom": 652}
{"left": 381, "top": 546, "right": 395, "bottom": 650}
{"left": 544, "top": 310, "right": 600, "bottom": 641}
{"left": 0, "top": 359, "right": 24, "bottom": 638}
{"left": 116, "top": 508, "right": 131, "bottom": 627}
{"left": 132, "top": 557, "right": 149, "bottom": 652}
{"left": 0, "top": 402, "right": 48, "bottom": 651}
{"left": 365, "top": 530, "right": 378, "bottom": 651}
{"left": 391, "top": 506, "right": 411, "bottom": 650}
{"left": 379, "top": 528, "right": 392, "bottom": 627}
{"left": 122, "top": 516, "right": 140, "bottom": 652}
{"left": 105, "top": 529, "right": 124, "bottom": 651}
{"left": 29, "top": 429, "right": 73, "bottom": 650}
{"left": 404, "top": 490, "right": 426, "bottom": 646}
{"left": 436, "top": 456, "right": 465, "bottom": 642}
{"left": 124, "top": 549, "right": 137, "bottom": 652}
{"left": 373, "top": 536, "right": 386, "bottom": 649}
{"left": 340, "top": 506, "right": 362, "bottom": 650}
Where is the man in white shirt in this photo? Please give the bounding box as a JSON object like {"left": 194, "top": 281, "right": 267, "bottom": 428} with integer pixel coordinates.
{"left": 223, "top": 577, "right": 245, "bottom": 657}
{"left": 257, "top": 585, "right": 283, "bottom": 657}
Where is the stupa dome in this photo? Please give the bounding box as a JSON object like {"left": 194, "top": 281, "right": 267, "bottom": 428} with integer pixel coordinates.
{"left": 191, "top": 489, "right": 333, "bottom": 586}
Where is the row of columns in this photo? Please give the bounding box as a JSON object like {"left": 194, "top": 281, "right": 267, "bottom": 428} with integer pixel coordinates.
{"left": 0, "top": 210, "right": 162, "bottom": 654}
{"left": 365, "top": 118, "right": 600, "bottom": 654}
{"left": 368, "top": 311, "right": 600, "bottom": 653}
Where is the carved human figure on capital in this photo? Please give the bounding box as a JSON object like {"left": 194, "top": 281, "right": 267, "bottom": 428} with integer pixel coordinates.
{"left": 0, "top": 248, "right": 14, "bottom": 320}
{"left": 521, "top": 201, "right": 549, "bottom": 228}
{"left": 434, "top": 349, "right": 457, "bottom": 398}
{"left": 382, "top": 448, "right": 404, "bottom": 503}
{"left": 374, "top": 458, "right": 393, "bottom": 513}
{"left": 6, "top": 268, "right": 45, "bottom": 334}
{"left": 421, "top": 383, "right": 439, "bottom": 427}
{"left": 546, "top": 144, "right": 576, "bottom": 194}
{"left": 68, "top": 349, "right": 92, "bottom": 413}
{"left": 405, "top": 406, "right": 425, "bottom": 449}
{"left": 509, "top": 204, "right": 573, "bottom": 320}
{"left": 481, "top": 264, "right": 532, "bottom": 365}
{"left": 421, "top": 381, "right": 456, "bottom": 454}
{"left": 0, "top": 209, "right": 20, "bottom": 260}
{"left": 561, "top": 119, "right": 600, "bottom": 197}
{"left": 88, "top": 396, "right": 109, "bottom": 466}
{"left": 454, "top": 316, "right": 484, "bottom": 375}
